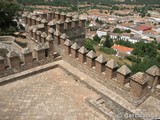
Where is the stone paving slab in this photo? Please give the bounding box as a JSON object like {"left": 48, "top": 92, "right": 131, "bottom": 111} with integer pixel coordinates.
{"left": 0, "top": 60, "right": 160, "bottom": 120}
{"left": 0, "top": 68, "right": 107, "bottom": 120}
{"left": 137, "top": 97, "right": 160, "bottom": 119}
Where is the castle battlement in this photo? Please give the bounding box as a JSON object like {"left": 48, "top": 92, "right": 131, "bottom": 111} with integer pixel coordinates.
{"left": 0, "top": 11, "right": 159, "bottom": 108}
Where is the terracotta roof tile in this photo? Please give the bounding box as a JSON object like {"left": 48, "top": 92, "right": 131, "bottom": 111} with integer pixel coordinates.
{"left": 135, "top": 25, "right": 152, "bottom": 31}
{"left": 112, "top": 45, "right": 133, "bottom": 53}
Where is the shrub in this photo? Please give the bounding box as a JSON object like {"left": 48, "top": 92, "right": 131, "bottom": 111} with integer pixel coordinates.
{"left": 99, "top": 47, "right": 117, "bottom": 55}
{"left": 93, "top": 35, "right": 100, "bottom": 44}
{"left": 125, "top": 55, "right": 141, "bottom": 63}
{"left": 84, "top": 39, "right": 95, "bottom": 51}
{"left": 113, "top": 28, "right": 123, "bottom": 34}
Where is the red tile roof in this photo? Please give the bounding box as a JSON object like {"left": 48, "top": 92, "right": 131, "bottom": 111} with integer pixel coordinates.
{"left": 112, "top": 45, "right": 134, "bottom": 53}
{"left": 135, "top": 25, "right": 152, "bottom": 31}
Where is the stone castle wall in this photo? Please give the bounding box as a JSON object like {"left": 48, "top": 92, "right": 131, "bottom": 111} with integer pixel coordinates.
{"left": 53, "top": 39, "right": 160, "bottom": 102}
{"left": 0, "top": 11, "right": 159, "bottom": 106}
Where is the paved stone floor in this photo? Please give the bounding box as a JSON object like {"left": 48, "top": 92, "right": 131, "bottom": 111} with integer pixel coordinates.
{"left": 0, "top": 68, "right": 108, "bottom": 120}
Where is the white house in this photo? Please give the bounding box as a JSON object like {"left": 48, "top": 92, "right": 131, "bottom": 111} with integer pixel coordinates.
{"left": 96, "top": 28, "right": 107, "bottom": 37}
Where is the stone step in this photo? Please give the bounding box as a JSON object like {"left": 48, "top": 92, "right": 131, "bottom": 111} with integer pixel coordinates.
{"left": 96, "top": 97, "right": 105, "bottom": 104}
{"left": 86, "top": 96, "right": 142, "bottom": 120}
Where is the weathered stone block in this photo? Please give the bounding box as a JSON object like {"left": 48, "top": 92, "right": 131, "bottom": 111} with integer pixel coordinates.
{"left": 130, "top": 72, "right": 148, "bottom": 98}
{"left": 117, "top": 65, "right": 131, "bottom": 85}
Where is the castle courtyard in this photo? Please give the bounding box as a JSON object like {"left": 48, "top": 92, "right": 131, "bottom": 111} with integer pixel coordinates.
{"left": 0, "top": 67, "right": 107, "bottom": 120}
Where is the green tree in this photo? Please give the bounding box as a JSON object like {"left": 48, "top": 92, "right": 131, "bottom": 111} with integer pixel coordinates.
{"left": 70, "top": 4, "right": 78, "bottom": 11}
{"left": 157, "top": 43, "right": 160, "bottom": 50}
{"left": 133, "top": 41, "right": 158, "bottom": 57}
{"left": 95, "top": 18, "right": 103, "bottom": 25}
{"left": 113, "top": 28, "right": 122, "bottom": 34}
{"left": 104, "top": 34, "right": 113, "bottom": 48}
{"left": 99, "top": 47, "right": 116, "bottom": 55}
{"left": 115, "top": 39, "right": 133, "bottom": 47}
{"left": 0, "top": 1, "right": 20, "bottom": 35}
{"left": 124, "top": 29, "right": 131, "bottom": 33}
{"left": 93, "top": 34, "right": 101, "bottom": 43}
{"left": 129, "top": 55, "right": 160, "bottom": 74}
{"left": 111, "top": 6, "right": 119, "bottom": 10}
{"left": 147, "top": 13, "right": 151, "bottom": 17}
{"left": 84, "top": 39, "right": 95, "bottom": 51}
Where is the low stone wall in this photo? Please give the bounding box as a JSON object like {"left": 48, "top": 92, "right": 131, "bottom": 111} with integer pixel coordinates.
{"left": 0, "top": 36, "right": 15, "bottom": 41}
{"left": 0, "top": 55, "right": 61, "bottom": 78}
{"left": 12, "top": 41, "right": 24, "bottom": 51}
{"left": 0, "top": 61, "right": 58, "bottom": 85}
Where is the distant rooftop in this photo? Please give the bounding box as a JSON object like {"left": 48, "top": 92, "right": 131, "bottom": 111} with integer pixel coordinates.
{"left": 112, "top": 45, "right": 134, "bottom": 53}
{"left": 135, "top": 25, "right": 152, "bottom": 31}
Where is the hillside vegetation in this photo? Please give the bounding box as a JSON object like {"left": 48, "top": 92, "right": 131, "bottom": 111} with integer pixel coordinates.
{"left": 17, "top": 0, "right": 160, "bottom": 6}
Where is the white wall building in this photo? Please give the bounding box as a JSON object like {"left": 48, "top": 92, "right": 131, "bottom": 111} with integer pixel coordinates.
{"left": 96, "top": 30, "right": 107, "bottom": 37}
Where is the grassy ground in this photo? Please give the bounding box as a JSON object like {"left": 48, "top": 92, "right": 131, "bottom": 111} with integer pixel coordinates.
{"left": 94, "top": 45, "right": 132, "bottom": 66}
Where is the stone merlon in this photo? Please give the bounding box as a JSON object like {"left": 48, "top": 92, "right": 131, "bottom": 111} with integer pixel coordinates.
{"left": 48, "top": 28, "right": 55, "bottom": 34}
{"left": 57, "top": 19, "right": 64, "bottom": 24}
{"left": 146, "top": 65, "right": 160, "bottom": 76}
{"left": 65, "top": 18, "right": 71, "bottom": 23}
{"left": 36, "top": 17, "right": 42, "bottom": 22}
{"left": 48, "top": 19, "right": 57, "bottom": 26}
{"left": 7, "top": 51, "right": 19, "bottom": 58}
{"left": 130, "top": 72, "right": 148, "bottom": 85}
{"left": 54, "top": 30, "right": 62, "bottom": 36}
{"left": 60, "top": 33, "right": 68, "bottom": 40}
{"left": 64, "top": 39, "right": 73, "bottom": 46}
{"left": 78, "top": 46, "right": 88, "bottom": 54}
{"left": 106, "top": 59, "right": 118, "bottom": 69}
{"left": 41, "top": 18, "right": 48, "bottom": 24}
{"left": 36, "top": 31, "right": 42, "bottom": 35}
{"left": 117, "top": 65, "right": 131, "bottom": 75}
{"left": 0, "top": 56, "right": 4, "bottom": 60}
{"left": 86, "top": 50, "right": 96, "bottom": 58}
{"left": 71, "top": 43, "right": 80, "bottom": 50}
{"left": 41, "top": 32, "right": 47, "bottom": 38}
{"left": 46, "top": 34, "right": 54, "bottom": 41}
{"left": 95, "top": 55, "right": 107, "bottom": 63}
